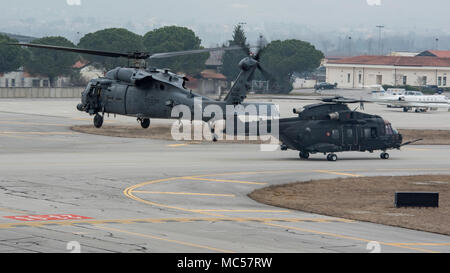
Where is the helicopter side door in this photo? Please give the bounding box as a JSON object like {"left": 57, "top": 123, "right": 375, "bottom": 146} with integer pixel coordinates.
{"left": 359, "top": 124, "right": 382, "bottom": 150}
{"left": 104, "top": 83, "right": 127, "bottom": 115}
{"left": 342, "top": 126, "right": 358, "bottom": 151}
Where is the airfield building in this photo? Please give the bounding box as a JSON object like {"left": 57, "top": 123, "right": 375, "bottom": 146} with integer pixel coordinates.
{"left": 325, "top": 51, "right": 450, "bottom": 89}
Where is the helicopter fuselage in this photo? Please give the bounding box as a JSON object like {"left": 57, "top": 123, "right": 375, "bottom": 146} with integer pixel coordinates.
{"left": 278, "top": 103, "right": 403, "bottom": 160}
{"left": 78, "top": 67, "right": 213, "bottom": 120}
{"left": 279, "top": 116, "right": 402, "bottom": 153}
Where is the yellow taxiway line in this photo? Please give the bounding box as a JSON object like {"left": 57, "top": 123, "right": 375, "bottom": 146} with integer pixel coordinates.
{"left": 191, "top": 209, "right": 290, "bottom": 213}
{"left": 0, "top": 207, "right": 29, "bottom": 215}
{"left": 265, "top": 222, "right": 439, "bottom": 253}
{"left": 313, "top": 170, "right": 364, "bottom": 177}
{"left": 0, "top": 217, "right": 352, "bottom": 229}
{"left": 184, "top": 177, "right": 267, "bottom": 185}
{"left": 167, "top": 143, "right": 190, "bottom": 148}
{"left": 95, "top": 225, "right": 234, "bottom": 253}
{"left": 132, "top": 191, "right": 235, "bottom": 197}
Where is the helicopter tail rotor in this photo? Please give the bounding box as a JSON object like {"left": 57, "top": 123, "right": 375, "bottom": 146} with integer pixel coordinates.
{"left": 240, "top": 35, "right": 275, "bottom": 85}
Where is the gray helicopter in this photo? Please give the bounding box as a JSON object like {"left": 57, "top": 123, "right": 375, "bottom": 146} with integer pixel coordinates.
{"left": 11, "top": 40, "right": 273, "bottom": 128}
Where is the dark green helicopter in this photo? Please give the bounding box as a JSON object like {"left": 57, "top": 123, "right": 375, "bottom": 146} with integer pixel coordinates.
{"left": 10, "top": 39, "right": 272, "bottom": 128}
{"left": 231, "top": 96, "right": 421, "bottom": 161}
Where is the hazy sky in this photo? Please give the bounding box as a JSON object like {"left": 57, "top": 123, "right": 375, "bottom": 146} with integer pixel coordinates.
{"left": 1, "top": 0, "right": 448, "bottom": 46}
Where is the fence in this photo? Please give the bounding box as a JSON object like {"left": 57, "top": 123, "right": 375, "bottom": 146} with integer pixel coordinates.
{"left": 0, "top": 88, "right": 84, "bottom": 98}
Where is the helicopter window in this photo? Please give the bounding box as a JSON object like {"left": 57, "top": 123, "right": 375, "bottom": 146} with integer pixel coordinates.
{"left": 332, "top": 129, "right": 340, "bottom": 139}
{"left": 346, "top": 129, "right": 353, "bottom": 138}
{"left": 385, "top": 124, "right": 393, "bottom": 135}
{"left": 364, "top": 128, "right": 371, "bottom": 138}
{"left": 84, "top": 83, "right": 92, "bottom": 93}
{"left": 371, "top": 127, "right": 377, "bottom": 138}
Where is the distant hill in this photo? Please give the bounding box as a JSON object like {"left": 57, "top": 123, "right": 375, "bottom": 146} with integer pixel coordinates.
{"left": 0, "top": 32, "right": 37, "bottom": 43}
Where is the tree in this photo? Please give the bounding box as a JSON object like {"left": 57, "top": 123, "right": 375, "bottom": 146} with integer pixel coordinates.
{"left": 78, "top": 28, "right": 145, "bottom": 70}
{"left": 0, "top": 34, "right": 28, "bottom": 74}
{"left": 260, "top": 39, "right": 324, "bottom": 94}
{"left": 24, "top": 36, "right": 78, "bottom": 87}
{"left": 143, "top": 26, "right": 207, "bottom": 75}
{"left": 221, "top": 24, "right": 249, "bottom": 82}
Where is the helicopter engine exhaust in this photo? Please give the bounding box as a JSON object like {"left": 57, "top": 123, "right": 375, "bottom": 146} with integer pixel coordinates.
{"left": 106, "top": 67, "right": 153, "bottom": 86}
{"left": 328, "top": 112, "right": 339, "bottom": 120}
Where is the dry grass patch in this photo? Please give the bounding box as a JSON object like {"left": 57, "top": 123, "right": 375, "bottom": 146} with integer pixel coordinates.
{"left": 399, "top": 129, "right": 450, "bottom": 145}
{"left": 71, "top": 124, "right": 266, "bottom": 144}
{"left": 249, "top": 175, "right": 450, "bottom": 235}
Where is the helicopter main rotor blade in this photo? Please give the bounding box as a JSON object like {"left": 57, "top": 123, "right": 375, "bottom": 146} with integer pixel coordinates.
{"left": 248, "top": 96, "right": 373, "bottom": 103}
{"left": 248, "top": 96, "right": 319, "bottom": 100}
{"left": 9, "top": 43, "right": 241, "bottom": 60}
{"left": 8, "top": 43, "right": 150, "bottom": 59}
{"left": 257, "top": 63, "right": 275, "bottom": 81}
{"left": 148, "top": 46, "right": 241, "bottom": 59}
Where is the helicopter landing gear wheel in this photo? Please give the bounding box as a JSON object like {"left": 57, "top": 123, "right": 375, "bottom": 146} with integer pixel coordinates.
{"left": 139, "top": 118, "right": 150, "bottom": 129}
{"left": 299, "top": 151, "right": 310, "bottom": 159}
{"left": 327, "top": 153, "right": 337, "bottom": 161}
{"left": 93, "top": 114, "right": 103, "bottom": 128}
{"left": 380, "top": 152, "right": 390, "bottom": 159}
{"left": 209, "top": 124, "right": 218, "bottom": 142}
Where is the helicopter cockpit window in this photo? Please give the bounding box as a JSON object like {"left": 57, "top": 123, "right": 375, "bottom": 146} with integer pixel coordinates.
{"left": 392, "top": 126, "right": 398, "bottom": 135}
{"left": 87, "top": 84, "right": 100, "bottom": 96}
{"left": 385, "top": 124, "right": 394, "bottom": 135}
{"left": 84, "top": 83, "right": 92, "bottom": 93}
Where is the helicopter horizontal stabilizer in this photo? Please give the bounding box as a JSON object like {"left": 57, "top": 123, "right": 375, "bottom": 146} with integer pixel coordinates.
{"left": 400, "top": 139, "right": 423, "bottom": 147}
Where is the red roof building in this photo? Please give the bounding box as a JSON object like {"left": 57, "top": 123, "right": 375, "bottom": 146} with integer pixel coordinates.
{"left": 325, "top": 54, "right": 450, "bottom": 89}
{"left": 199, "top": 69, "right": 227, "bottom": 80}
{"left": 417, "top": 50, "right": 450, "bottom": 58}
{"left": 327, "top": 55, "right": 450, "bottom": 67}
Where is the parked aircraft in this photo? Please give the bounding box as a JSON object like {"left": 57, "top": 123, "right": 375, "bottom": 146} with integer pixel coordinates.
{"left": 371, "top": 89, "right": 449, "bottom": 112}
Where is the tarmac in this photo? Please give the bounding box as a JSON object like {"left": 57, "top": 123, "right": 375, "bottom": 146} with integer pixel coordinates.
{"left": 0, "top": 94, "right": 449, "bottom": 253}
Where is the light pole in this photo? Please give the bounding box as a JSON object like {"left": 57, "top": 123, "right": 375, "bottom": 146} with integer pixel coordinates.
{"left": 348, "top": 36, "right": 352, "bottom": 56}
{"left": 435, "top": 38, "right": 439, "bottom": 50}
{"left": 376, "top": 25, "right": 384, "bottom": 55}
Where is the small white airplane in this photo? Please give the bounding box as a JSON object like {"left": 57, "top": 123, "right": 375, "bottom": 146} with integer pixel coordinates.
{"left": 371, "top": 88, "right": 449, "bottom": 112}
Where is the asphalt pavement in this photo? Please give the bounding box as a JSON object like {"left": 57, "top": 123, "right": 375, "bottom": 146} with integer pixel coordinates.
{"left": 0, "top": 97, "right": 449, "bottom": 253}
